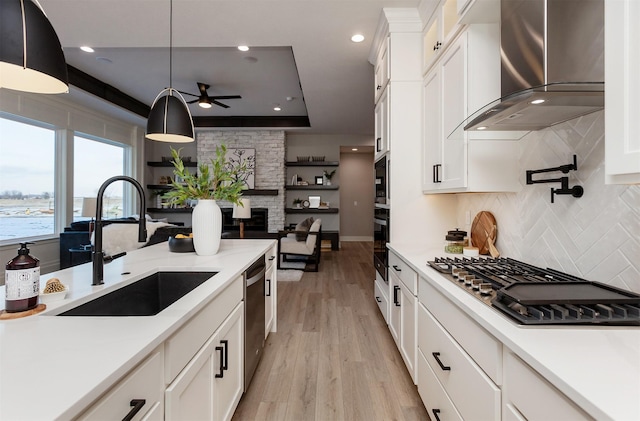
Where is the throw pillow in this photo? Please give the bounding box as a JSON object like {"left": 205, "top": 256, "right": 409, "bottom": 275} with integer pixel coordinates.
{"left": 294, "top": 217, "right": 314, "bottom": 241}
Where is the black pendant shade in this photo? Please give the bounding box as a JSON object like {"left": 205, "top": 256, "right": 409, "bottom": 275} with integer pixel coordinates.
{"left": 0, "top": 0, "right": 69, "bottom": 94}
{"left": 146, "top": 89, "right": 194, "bottom": 143}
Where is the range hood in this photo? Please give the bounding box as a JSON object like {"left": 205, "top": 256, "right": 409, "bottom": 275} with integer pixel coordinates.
{"left": 463, "top": 0, "right": 604, "bottom": 132}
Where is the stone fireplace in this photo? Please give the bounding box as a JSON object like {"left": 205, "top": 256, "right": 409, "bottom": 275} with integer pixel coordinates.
{"left": 197, "top": 130, "right": 285, "bottom": 233}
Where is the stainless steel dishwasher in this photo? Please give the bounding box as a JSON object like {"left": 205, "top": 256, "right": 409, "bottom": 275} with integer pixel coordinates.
{"left": 244, "top": 255, "right": 266, "bottom": 391}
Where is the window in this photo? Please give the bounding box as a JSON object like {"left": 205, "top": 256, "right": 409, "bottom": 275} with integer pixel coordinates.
{"left": 73, "top": 135, "right": 127, "bottom": 221}
{"left": 0, "top": 117, "right": 56, "bottom": 241}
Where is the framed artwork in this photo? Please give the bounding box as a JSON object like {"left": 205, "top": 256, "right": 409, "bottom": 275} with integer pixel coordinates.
{"left": 315, "top": 176, "right": 324, "bottom": 185}
{"left": 225, "top": 148, "right": 256, "bottom": 189}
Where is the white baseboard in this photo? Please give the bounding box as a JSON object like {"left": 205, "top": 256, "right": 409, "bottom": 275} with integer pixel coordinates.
{"left": 340, "top": 236, "right": 373, "bottom": 242}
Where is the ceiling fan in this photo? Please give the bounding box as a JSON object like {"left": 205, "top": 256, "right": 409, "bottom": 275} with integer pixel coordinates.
{"left": 180, "top": 82, "right": 242, "bottom": 109}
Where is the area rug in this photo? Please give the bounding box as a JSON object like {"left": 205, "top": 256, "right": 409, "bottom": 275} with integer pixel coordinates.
{"left": 277, "top": 269, "right": 304, "bottom": 282}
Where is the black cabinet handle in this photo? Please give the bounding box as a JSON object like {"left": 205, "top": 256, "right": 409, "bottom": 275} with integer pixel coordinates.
{"left": 433, "top": 164, "right": 442, "bottom": 183}
{"left": 269, "top": 255, "right": 275, "bottom": 261}
{"left": 392, "top": 265, "right": 401, "bottom": 272}
{"left": 215, "top": 346, "right": 224, "bottom": 378}
{"left": 266, "top": 278, "right": 271, "bottom": 296}
{"left": 433, "top": 41, "right": 442, "bottom": 51}
{"left": 393, "top": 285, "right": 401, "bottom": 307}
{"left": 376, "top": 296, "right": 382, "bottom": 303}
{"left": 432, "top": 352, "right": 451, "bottom": 371}
{"left": 122, "top": 399, "right": 146, "bottom": 421}
{"left": 376, "top": 137, "right": 382, "bottom": 152}
{"left": 432, "top": 408, "right": 442, "bottom": 421}
{"left": 221, "top": 339, "right": 229, "bottom": 370}
{"left": 376, "top": 84, "right": 382, "bottom": 90}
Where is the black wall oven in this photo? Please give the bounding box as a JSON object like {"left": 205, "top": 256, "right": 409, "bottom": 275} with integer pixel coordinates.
{"left": 374, "top": 206, "right": 389, "bottom": 283}
{"left": 375, "top": 156, "right": 389, "bottom": 205}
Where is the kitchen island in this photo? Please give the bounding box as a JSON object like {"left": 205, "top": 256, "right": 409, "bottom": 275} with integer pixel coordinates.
{"left": 388, "top": 243, "right": 640, "bottom": 421}
{"left": 0, "top": 239, "right": 276, "bottom": 420}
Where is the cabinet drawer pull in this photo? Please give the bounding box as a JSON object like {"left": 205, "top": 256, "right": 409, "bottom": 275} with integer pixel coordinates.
{"left": 376, "top": 84, "right": 382, "bottom": 91}
{"left": 266, "top": 278, "right": 271, "bottom": 296}
{"left": 376, "top": 137, "right": 382, "bottom": 152}
{"left": 215, "top": 346, "right": 225, "bottom": 378}
{"left": 269, "top": 255, "right": 276, "bottom": 261}
{"left": 122, "top": 399, "right": 146, "bottom": 421}
{"left": 376, "top": 296, "right": 382, "bottom": 303}
{"left": 393, "top": 285, "right": 401, "bottom": 306}
{"left": 432, "top": 408, "right": 442, "bottom": 421}
{"left": 433, "top": 164, "right": 442, "bottom": 183}
{"left": 221, "top": 339, "right": 229, "bottom": 371}
{"left": 432, "top": 352, "right": 451, "bottom": 371}
{"left": 392, "top": 265, "right": 401, "bottom": 272}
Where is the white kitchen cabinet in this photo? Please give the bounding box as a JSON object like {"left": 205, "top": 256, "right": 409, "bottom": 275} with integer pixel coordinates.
{"left": 605, "top": 0, "right": 640, "bottom": 184}
{"left": 422, "top": 25, "right": 521, "bottom": 194}
{"left": 374, "top": 36, "right": 390, "bottom": 103}
{"left": 374, "top": 87, "right": 389, "bottom": 161}
{"left": 388, "top": 250, "right": 418, "bottom": 383}
{"left": 503, "top": 351, "right": 592, "bottom": 421}
{"left": 422, "top": 0, "right": 462, "bottom": 74}
{"left": 417, "top": 348, "right": 464, "bottom": 421}
{"left": 76, "top": 347, "right": 164, "bottom": 421}
{"left": 265, "top": 244, "right": 277, "bottom": 337}
{"left": 165, "top": 303, "right": 244, "bottom": 421}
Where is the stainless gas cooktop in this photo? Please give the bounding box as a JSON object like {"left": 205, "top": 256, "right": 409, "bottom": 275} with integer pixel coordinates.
{"left": 428, "top": 257, "right": 640, "bottom": 326}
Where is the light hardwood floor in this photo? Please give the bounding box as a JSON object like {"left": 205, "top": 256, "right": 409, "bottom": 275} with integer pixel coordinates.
{"left": 233, "top": 242, "right": 429, "bottom": 421}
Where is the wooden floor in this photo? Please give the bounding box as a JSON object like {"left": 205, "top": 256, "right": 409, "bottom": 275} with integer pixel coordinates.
{"left": 233, "top": 242, "right": 429, "bottom": 421}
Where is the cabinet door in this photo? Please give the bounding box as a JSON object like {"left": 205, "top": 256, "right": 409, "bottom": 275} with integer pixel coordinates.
{"left": 423, "top": 0, "right": 462, "bottom": 73}
{"left": 375, "top": 88, "right": 389, "bottom": 161}
{"left": 213, "top": 303, "right": 244, "bottom": 421}
{"left": 399, "top": 279, "right": 417, "bottom": 383}
{"left": 423, "top": 68, "right": 442, "bottom": 192}
{"left": 439, "top": 34, "right": 467, "bottom": 190}
{"left": 265, "top": 258, "right": 276, "bottom": 337}
{"left": 375, "top": 37, "right": 390, "bottom": 102}
{"left": 605, "top": 0, "right": 640, "bottom": 184}
{"left": 389, "top": 271, "right": 401, "bottom": 345}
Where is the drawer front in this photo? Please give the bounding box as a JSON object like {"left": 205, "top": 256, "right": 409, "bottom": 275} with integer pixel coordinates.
{"left": 419, "top": 276, "right": 502, "bottom": 384}
{"left": 422, "top": 307, "right": 501, "bottom": 421}
{"left": 374, "top": 275, "right": 389, "bottom": 323}
{"left": 389, "top": 251, "right": 418, "bottom": 294}
{"left": 504, "top": 352, "right": 592, "bottom": 421}
{"left": 165, "top": 276, "right": 243, "bottom": 384}
{"left": 266, "top": 244, "right": 277, "bottom": 271}
{"left": 417, "top": 348, "right": 464, "bottom": 421}
{"left": 78, "top": 348, "right": 164, "bottom": 421}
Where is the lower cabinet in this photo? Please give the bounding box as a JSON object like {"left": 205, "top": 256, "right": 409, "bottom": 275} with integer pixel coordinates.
{"left": 265, "top": 245, "right": 278, "bottom": 337}
{"left": 165, "top": 303, "right": 244, "bottom": 421}
{"left": 374, "top": 270, "right": 389, "bottom": 323}
{"left": 502, "top": 351, "right": 592, "bottom": 421}
{"left": 389, "top": 269, "right": 417, "bottom": 383}
{"left": 76, "top": 347, "right": 165, "bottom": 421}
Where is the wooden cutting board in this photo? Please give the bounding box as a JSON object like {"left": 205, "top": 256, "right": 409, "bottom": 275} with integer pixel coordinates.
{"left": 471, "top": 211, "right": 498, "bottom": 256}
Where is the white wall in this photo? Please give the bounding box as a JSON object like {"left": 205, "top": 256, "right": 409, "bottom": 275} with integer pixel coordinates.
{"left": 455, "top": 111, "right": 640, "bottom": 293}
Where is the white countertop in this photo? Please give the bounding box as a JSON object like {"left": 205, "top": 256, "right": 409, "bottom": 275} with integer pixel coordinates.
{"left": 388, "top": 243, "right": 640, "bottom": 421}
{"left": 0, "top": 239, "right": 275, "bottom": 421}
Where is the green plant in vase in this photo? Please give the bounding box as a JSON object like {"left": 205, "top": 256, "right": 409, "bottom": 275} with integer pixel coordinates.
{"left": 293, "top": 197, "right": 303, "bottom": 208}
{"left": 323, "top": 168, "right": 337, "bottom": 185}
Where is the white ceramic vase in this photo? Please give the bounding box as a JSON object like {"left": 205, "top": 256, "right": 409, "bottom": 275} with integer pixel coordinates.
{"left": 191, "top": 199, "right": 222, "bottom": 255}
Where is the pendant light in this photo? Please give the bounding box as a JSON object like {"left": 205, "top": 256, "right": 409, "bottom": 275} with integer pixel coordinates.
{"left": 0, "top": 0, "right": 69, "bottom": 94}
{"left": 145, "top": 0, "right": 194, "bottom": 143}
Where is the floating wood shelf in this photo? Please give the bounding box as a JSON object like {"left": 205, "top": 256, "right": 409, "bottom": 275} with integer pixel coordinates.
{"left": 147, "top": 161, "right": 197, "bottom": 167}
{"left": 285, "top": 208, "right": 339, "bottom": 214}
{"left": 285, "top": 161, "right": 339, "bottom": 167}
{"left": 147, "top": 185, "right": 278, "bottom": 196}
{"left": 285, "top": 185, "right": 338, "bottom": 190}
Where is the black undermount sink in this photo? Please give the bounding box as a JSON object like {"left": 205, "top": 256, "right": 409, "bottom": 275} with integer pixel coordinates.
{"left": 58, "top": 271, "right": 217, "bottom": 316}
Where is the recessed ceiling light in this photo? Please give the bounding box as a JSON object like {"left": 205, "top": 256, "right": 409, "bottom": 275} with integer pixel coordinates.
{"left": 80, "top": 46, "right": 95, "bottom": 53}
{"left": 352, "top": 148, "right": 358, "bottom": 151}
{"left": 273, "top": 105, "right": 282, "bottom": 111}
{"left": 238, "top": 45, "right": 250, "bottom": 52}
{"left": 477, "top": 126, "right": 487, "bottom": 130}
{"left": 531, "top": 99, "right": 545, "bottom": 105}
{"left": 351, "top": 34, "right": 365, "bottom": 43}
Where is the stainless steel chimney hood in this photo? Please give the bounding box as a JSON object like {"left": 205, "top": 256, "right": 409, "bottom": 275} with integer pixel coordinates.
{"left": 462, "top": 0, "right": 604, "bottom": 132}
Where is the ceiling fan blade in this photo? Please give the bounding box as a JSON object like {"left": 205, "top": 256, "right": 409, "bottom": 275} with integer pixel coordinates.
{"left": 177, "top": 90, "right": 199, "bottom": 98}
{"left": 210, "top": 95, "right": 242, "bottom": 100}
{"left": 212, "top": 100, "right": 230, "bottom": 109}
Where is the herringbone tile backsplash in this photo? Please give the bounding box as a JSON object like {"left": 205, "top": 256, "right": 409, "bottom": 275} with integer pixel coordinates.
{"left": 456, "top": 111, "right": 640, "bottom": 293}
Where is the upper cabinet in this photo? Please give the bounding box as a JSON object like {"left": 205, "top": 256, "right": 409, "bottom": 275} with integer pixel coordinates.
{"left": 605, "top": 0, "right": 640, "bottom": 184}
{"left": 374, "top": 37, "right": 390, "bottom": 104}
{"left": 422, "top": 25, "right": 520, "bottom": 194}
{"left": 422, "top": 0, "right": 463, "bottom": 74}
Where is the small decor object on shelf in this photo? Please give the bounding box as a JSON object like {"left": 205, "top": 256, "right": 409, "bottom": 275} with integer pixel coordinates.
{"left": 312, "top": 155, "right": 325, "bottom": 162}
{"left": 309, "top": 196, "right": 321, "bottom": 208}
{"left": 315, "top": 176, "right": 324, "bottom": 185}
{"left": 297, "top": 156, "right": 310, "bottom": 162}
{"left": 323, "top": 168, "right": 337, "bottom": 186}
{"left": 293, "top": 198, "right": 303, "bottom": 209}
{"left": 167, "top": 144, "right": 248, "bottom": 255}
{"left": 302, "top": 199, "right": 310, "bottom": 209}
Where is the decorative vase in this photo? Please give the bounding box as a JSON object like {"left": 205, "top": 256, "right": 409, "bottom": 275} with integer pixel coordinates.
{"left": 191, "top": 199, "right": 222, "bottom": 255}
{"left": 326, "top": 179, "right": 332, "bottom": 186}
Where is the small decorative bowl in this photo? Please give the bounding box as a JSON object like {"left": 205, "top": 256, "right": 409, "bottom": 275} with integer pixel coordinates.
{"left": 312, "top": 155, "right": 325, "bottom": 162}
{"left": 39, "top": 286, "right": 69, "bottom": 304}
{"left": 297, "top": 156, "right": 310, "bottom": 162}
{"left": 168, "top": 236, "right": 195, "bottom": 253}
